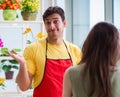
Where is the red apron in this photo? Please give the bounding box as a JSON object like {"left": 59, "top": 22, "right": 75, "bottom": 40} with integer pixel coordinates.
{"left": 33, "top": 40, "right": 72, "bottom": 97}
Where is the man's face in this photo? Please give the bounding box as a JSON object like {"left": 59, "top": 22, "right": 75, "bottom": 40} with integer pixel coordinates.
{"left": 44, "top": 13, "right": 66, "bottom": 39}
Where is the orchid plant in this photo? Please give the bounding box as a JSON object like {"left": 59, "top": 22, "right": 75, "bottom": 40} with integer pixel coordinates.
{"left": 0, "top": 38, "right": 4, "bottom": 48}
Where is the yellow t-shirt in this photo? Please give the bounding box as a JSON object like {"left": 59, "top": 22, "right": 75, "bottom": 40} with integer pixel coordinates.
{"left": 23, "top": 38, "right": 82, "bottom": 88}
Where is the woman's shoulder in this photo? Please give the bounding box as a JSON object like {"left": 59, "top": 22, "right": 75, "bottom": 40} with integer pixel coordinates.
{"left": 67, "top": 64, "right": 85, "bottom": 75}
{"left": 111, "top": 66, "right": 120, "bottom": 84}
{"left": 65, "top": 64, "right": 85, "bottom": 85}
{"left": 69, "top": 64, "right": 84, "bottom": 69}
{"left": 111, "top": 67, "right": 120, "bottom": 96}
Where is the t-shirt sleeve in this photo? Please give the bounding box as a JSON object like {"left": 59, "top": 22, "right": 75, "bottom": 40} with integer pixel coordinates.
{"left": 69, "top": 43, "right": 82, "bottom": 65}
{"left": 23, "top": 45, "right": 36, "bottom": 75}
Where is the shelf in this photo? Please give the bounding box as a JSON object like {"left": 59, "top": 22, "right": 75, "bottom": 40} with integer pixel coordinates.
{"left": 0, "top": 56, "right": 13, "bottom": 60}
{"left": 0, "top": 26, "right": 24, "bottom": 28}
{"left": 0, "top": 79, "right": 33, "bottom": 96}
{"left": 0, "top": 21, "right": 43, "bottom": 24}
{"left": 0, "top": 90, "right": 33, "bottom": 97}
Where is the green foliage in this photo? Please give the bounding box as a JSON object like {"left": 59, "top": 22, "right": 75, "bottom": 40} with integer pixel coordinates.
{"left": 9, "top": 60, "right": 18, "bottom": 64}
{"left": 0, "top": 0, "right": 16, "bottom": 4}
{"left": 26, "top": 40, "right": 32, "bottom": 44}
{"left": 1, "top": 60, "right": 19, "bottom": 72}
{"left": 13, "top": 48, "right": 21, "bottom": 52}
{"left": 21, "top": 0, "right": 40, "bottom": 12}
{"left": 0, "top": 0, "right": 4, "bottom": 4}
{"left": 0, "top": 47, "right": 20, "bottom": 72}
{"left": 1, "top": 47, "right": 9, "bottom": 56}
{"left": 0, "top": 47, "right": 21, "bottom": 56}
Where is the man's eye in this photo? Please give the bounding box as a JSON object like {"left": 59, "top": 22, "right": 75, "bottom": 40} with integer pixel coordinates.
{"left": 54, "top": 20, "right": 59, "bottom": 24}
{"left": 45, "top": 22, "right": 50, "bottom": 25}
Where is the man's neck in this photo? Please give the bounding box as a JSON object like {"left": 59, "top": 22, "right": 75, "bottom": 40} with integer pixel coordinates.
{"left": 47, "top": 38, "right": 63, "bottom": 45}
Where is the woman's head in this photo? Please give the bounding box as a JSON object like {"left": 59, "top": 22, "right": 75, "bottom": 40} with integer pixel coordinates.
{"left": 81, "top": 22, "right": 120, "bottom": 97}
{"left": 81, "top": 22, "right": 119, "bottom": 67}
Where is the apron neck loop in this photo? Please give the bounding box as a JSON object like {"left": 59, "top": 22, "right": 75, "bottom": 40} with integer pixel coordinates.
{"left": 45, "top": 38, "right": 73, "bottom": 65}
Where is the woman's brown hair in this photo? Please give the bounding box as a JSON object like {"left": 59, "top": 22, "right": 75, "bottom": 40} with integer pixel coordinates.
{"left": 80, "top": 22, "right": 119, "bottom": 97}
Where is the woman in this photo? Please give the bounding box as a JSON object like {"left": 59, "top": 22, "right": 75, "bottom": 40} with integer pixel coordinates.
{"left": 62, "top": 22, "right": 120, "bottom": 97}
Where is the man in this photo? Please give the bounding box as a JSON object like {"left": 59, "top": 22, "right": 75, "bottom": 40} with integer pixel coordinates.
{"left": 5, "top": 6, "right": 82, "bottom": 97}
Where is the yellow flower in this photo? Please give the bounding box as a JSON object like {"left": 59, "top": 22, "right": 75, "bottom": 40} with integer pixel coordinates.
{"left": 23, "top": 28, "right": 47, "bottom": 44}
{"left": 0, "top": 77, "right": 5, "bottom": 86}
{"left": 36, "top": 32, "right": 47, "bottom": 39}
{"left": 23, "top": 28, "right": 31, "bottom": 34}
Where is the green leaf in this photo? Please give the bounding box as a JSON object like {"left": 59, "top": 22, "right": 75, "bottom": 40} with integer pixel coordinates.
{"left": 2, "top": 65, "right": 12, "bottom": 72}
{"left": 12, "top": 65, "right": 18, "bottom": 69}
{"left": 1, "top": 47, "right": 9, "bottom": 56}
{"left": 9, "top": 60, "right": 18, "bottom": 64}
{"left": 26, "top": 40, "right": 32, "bottom": 44}
{"left": 0, "top": 0, "right": 4, "bottom": 4}
{"left": 12, "top": 48, "right": 21, "bottom": 52}
{"left": 1, "top": 60, "right": 7, "bottom": 63}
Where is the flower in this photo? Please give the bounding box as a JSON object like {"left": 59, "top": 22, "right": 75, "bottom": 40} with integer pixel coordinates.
{"left": 23, "top": 27, "right": 47, "bottom": 44}
{"left": 23, "top": 28, "right": 31, "bottom": 34}
{"left": 0, "top": 0, "right": 21, "bottom": 10}
{"left": 23, "top": 27, "right": 34, "bottom": 40}
{"left": 0, "top": 38, "right": 4, "bottom": 48}
{"left": 21, "top": 0, "right": 40, "bottom": 12}
{"left": 36, "top": 32, "right": 47, "bottom": 39}
{"left": 0, "top": 77, "right": 5, "bottom": 88}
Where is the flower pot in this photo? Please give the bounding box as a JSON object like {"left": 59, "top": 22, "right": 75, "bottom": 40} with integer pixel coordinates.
{"left": 21, "top": 11, "right": 38, "bottom": 21}
{"left": 5, "top": 71, "right": 14, "bottom": 79}
{"left": 3, "top": 9, "right": 18, "bottom": 21}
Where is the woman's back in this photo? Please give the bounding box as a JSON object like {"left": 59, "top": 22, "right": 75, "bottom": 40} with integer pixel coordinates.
{"left": 68, "top": 65, "right": 120, "bottom": 97}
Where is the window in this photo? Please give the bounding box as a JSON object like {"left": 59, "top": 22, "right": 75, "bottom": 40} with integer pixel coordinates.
{"left": 90, "top": 0, "right": 104, "bottom": 28}
{"left": 114, "top": 0, "right": 120, "bottom": 29}
{"left": 65, "top": 0, "right": 104, "bottom": 47}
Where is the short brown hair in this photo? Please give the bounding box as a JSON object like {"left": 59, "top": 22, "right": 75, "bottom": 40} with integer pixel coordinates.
{"left": 43, "top": 6, "right": 65, "bottom": 21}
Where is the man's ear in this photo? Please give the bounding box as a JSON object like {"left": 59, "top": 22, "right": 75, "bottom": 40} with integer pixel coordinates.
{"left": 63, "top": 20, "right": 67, "bottom": 27}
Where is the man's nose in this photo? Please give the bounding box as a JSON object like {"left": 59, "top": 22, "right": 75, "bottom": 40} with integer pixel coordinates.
{"left": 50, "top": 22, "right": 55, "bottom": 29}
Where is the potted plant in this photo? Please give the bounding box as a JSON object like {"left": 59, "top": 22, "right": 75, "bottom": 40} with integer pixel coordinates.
{"left": 0, "top": 47, "right": 21, "bottom": 79}
{"left": 1, "top": 59, "right": 19, "bottom": 79}
{"left": 20, "top": 0, "right": 40, "bottom": 21}
{"left": 0, "top": 0, "right": 21, "bottom": 20}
